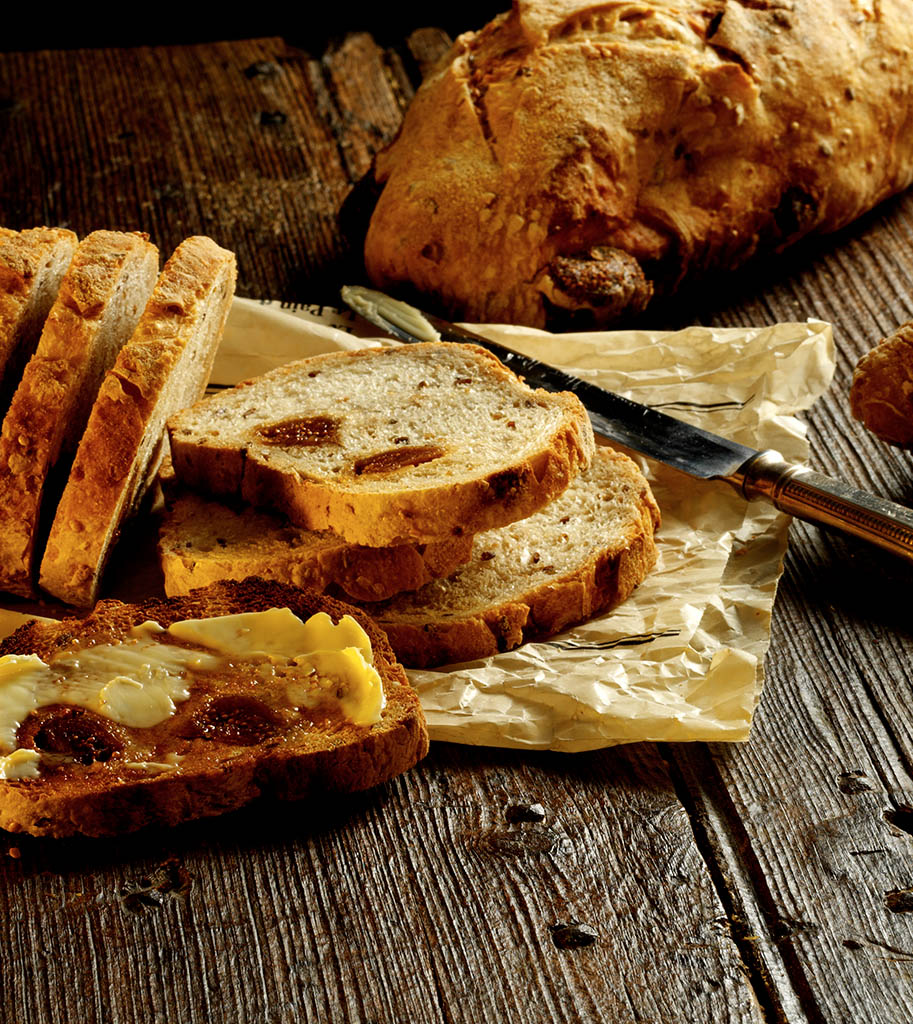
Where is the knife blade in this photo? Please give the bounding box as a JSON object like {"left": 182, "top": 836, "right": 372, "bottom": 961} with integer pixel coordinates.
{"left": 341, "top": 285, "right": 913, "bottom": 564}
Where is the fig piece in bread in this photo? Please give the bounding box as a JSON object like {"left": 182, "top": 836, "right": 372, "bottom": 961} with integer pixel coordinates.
{"left": 363, "top": 0, "right": 913, "bottom": 328}
{"left": 0, "top": 579, "right": 428, "bottom": 837}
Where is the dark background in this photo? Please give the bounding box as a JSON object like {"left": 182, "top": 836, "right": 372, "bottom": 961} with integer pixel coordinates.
{"left": 1, "top": 6, "right": 507, "bottom": 52}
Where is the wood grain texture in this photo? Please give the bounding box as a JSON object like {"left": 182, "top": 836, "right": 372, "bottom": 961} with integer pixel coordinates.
{"left": 3, "top": 20, "right": 913, "bottom": 1023}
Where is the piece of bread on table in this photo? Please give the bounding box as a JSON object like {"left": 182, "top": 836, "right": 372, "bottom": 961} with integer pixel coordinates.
{"left": 159, "top": 487, "right": 474, "bottom": 602}
{"left": 358, "top": 447, "right": 661, "bottom": 668}
{"left": 167, "top": 342, "right": 595, "bottom": 547}
{"left": 0, "top": 578, "right": 428, "bottom": 838}
{"left": 0, "top": 231, "right": 159, "bottom": 598}
{"left": 850, "top": 321, "right": 913, "bottom": 447}
{"left": 0, "top": 227, "right": 79, "bottom": 411}
{"left": 38, "top": 236, "right": 237, "bottom": 608}
{"left": 362, "top": 0, "right": 913, "bottom": 328}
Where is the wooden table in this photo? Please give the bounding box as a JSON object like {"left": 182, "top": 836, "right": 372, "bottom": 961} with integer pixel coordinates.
{"left": 3, "top": 19, "right": 913, "bottom": 1024}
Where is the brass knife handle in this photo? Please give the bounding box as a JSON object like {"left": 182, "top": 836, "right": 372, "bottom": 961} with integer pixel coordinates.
{"left": 728, "top": 450, "right": 913, "bottom": 563}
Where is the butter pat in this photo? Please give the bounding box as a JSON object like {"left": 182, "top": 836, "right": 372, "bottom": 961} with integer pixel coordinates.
{"left": 0, "top": 748, "right": 40, "bottom": 780}
{"left": 289, "top": 647, "right": 384, "bottom": 726}
{"left": 166, "top": 608, "right": 374, "bottom": 664}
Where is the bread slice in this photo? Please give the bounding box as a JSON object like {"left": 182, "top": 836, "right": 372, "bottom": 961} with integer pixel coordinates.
{"left": 38, "top": 237, "right": 237, "bottom": 607}
{"left": 0, "top": 578, "right": 428, "bottom": 837}
{"left": 0, "top": 227, "right": 79, "bottom": 412}
{"left": 0, "top": 231, "right": 159, "bottom": 598}
{"left": 158, "top": 486, "right": 474, "bottom": 602}
{"left": 359, "top": 447, "right": 660, "bottom": 668}
{"left": 167, "top": 342, "right": 595, "bottom": 547}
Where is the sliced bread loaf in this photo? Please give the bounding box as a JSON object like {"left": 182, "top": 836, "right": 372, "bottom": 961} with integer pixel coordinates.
{"left": 0, "top": 578, "right": 428, "bottom": 837}
{"left": 167, "top": 342, "right": 595, "bottom": 547}
{"left": 0, "top": 227, "right": 79, "bottom": 411}
{"left": 158, "top": 487, "right": 474, "bottom": 602}
{"left": 359, "top": 447, "right": 661, "bottom": 668}
{"left": 0, "top": 231, "right": 159, "bottom": 598}
{"left": 39, "top": 236, "right": 237, "bottom": 607}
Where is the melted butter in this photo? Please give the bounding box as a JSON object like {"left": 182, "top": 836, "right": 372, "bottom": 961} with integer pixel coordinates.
{"left": 0, "top": 748, "right": 40, "bottom": 780}
{"left": 0, "top": 609, "right": 384, "bottom": 764}
{"left": 166, "top": 608, "right": 374, "bottom": 665}
{"left": 287, "top": 648, "right": 384, "bottom": 727}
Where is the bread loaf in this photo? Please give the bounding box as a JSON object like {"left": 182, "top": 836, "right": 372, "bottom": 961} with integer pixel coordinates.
{"left": 0, "top": 578, "right": 428, "bottom": 837}
{"left": 363, "top": 0, "right": 913, "bottom": 328}
{"left": 850, "top": 321, "right": 913, "bottom": 448}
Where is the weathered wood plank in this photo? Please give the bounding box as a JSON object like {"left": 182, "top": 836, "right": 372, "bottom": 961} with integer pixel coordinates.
{"left": 662, "top": 189, "right": 913, "bottom": 1023}
{"left": 1, "top": 744, "right": 764, "bottom": 1023}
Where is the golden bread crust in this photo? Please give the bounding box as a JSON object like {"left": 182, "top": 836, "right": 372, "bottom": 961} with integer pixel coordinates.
{"left": 0, "top": 231, "right": 158, "bottom": 597}
{"left": 364, "top": 0, "right": 913, "bottom": 327}
{"left": 850, "top": 322, "right": 913, "bottom": 447}
{"left": 39, "top": 236, "right": 237, "bottom": 607}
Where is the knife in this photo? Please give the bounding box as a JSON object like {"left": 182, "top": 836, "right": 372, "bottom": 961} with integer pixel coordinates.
{"left": 340, "top": 285, "right": 913, "bottom": 564}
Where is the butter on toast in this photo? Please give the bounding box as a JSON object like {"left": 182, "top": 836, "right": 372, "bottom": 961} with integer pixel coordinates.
{"left": 167, "top": 342, "right": 595, "bottom": 547}
{"left": 0, "top": 231, "right": 159, "bottom": 597}
{"left": 39, "top": 236, "right": 237, "bottom": 607}
{"left": 0, "top": 578, "right": 428, "bottom": 837}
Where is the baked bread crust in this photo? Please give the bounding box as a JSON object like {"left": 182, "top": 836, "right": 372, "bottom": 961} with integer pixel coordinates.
{"left": 159, "top": 488, "right": 474, "bottom": 602}
{"left": 39, "top": 236, "right": 237, "bottom": 607}
{"left": 0, "top": 227, "right": 78, "bottom": 409}
{"left": 0, "top": 578, "right": 428, "bottom": 837}
{"left": 361, "top": 448, "right": 660, "bottom": 668}
{"left": 0, "top": 231, "right": 159, "bottom": 597}
{"left": 364, "top": 0, "right": 913, "bottom": 327}
{"left": 850, "top": 321, "right": 913, "bottom": 447}
{"left": 167, "top": 342, "right": 595, "bottom": 547}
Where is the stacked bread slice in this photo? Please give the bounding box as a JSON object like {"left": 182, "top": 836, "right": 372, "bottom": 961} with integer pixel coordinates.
{"left": 164, "top": 342, "right": 661, "bottom": 667}
{"left": 0, "top": 228, "right": 236, "bottom": 604}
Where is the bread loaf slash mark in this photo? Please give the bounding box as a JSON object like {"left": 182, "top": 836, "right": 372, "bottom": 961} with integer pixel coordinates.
{"left": 257, "top": 415, "right": 341, "bottom": 448}
{"left": 18, "top": 705, "right": 124, "bottom": 765}
{"left": 353, "top": 445, "right": 445, "bottom": 476}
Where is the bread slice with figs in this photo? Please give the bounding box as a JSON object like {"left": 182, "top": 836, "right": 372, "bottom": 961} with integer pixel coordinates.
{"left": 360, "top": 447, "right": 661, "bottom": 668}
{"left": 0, "top": 578, "right": 428, "bottom": 838}
{"left": 167, "top": 342, "right": 595, "bottom": 548}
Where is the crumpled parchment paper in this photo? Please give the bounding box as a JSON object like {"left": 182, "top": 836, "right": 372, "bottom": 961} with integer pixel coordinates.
{"left": 0, "top": 298, "right": 835, "bottom": 752}
{"left": 215, "top": 300, "right": 835, "bottom": 751}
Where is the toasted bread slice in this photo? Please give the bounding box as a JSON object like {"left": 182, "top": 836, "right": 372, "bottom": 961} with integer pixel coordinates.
{"left": 0, "top": 231, "right": 159, "bottom": 598}
{"left": 38, "top": 237, "right": 237, "bottom": 607}
{"left": 360, "top": 448, "right": 661, "bottom": 668}
{"left": 159, "top": 487, "right": 474, "bottom": 602}
{"left": 0, "top": 578, "right": 428, "bottom": 837}
{"left": 0, "top": 227, "right": 79, "bottom": 412}
{"left": 167, "top": 342, "right": 595, "bottom": 547}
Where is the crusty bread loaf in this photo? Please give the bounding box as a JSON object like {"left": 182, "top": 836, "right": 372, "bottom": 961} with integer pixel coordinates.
{"left": 38, "top": 237, "right": 237, "bottom": 607}
{"left": 0, "top": 231, "right": 159, "bottom": 598}
{"left": 363, "top": 0, "right": 913, "bottom": 328}
{"left": 0, "top": 227, "right": 78, "bottom": 411}
{"left": 850, "top": 321, "right": 913, "bottom": 448}
{"left": 359, "top": 447, "right": 660, "bottom": 668}
{"left": 159, "top": 487, "right": 474, "bottom": 601}
{"left": 0, "top": 578, "right": 428, "bottom": 837}
{"left": 167, "top": 342, "right": 595, "bottom": 547}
